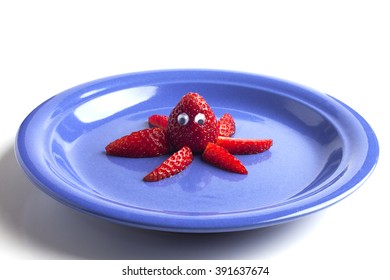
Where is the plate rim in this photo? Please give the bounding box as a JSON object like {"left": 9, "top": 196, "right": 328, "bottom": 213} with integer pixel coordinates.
{"left": 15, "top": 69, "right": 380, "bottom": 232}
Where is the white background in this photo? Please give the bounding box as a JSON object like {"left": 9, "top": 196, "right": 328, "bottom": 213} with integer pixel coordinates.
{"left": 1, "top": 0, "right": 389, "bottom": 278}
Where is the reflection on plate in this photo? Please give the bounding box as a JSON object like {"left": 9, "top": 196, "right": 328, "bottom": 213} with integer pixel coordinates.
{"left": 15, "top": 70, "right": 379, "bottom": 232}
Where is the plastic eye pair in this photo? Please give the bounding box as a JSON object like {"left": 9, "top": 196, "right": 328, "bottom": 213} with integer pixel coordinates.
{"left": 177, "top": 113, "right": 206, "bottom": 126}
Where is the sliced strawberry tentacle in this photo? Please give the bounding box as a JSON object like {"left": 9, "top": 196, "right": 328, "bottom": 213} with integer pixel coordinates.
{"left": 217, "top": 113, "right": 235, "bottom": 137}
{"left": 143, "top": 146, "right": 193, "bottom": 182}
{"left": 105, "top": 127, "right": 169, "bottom": 158}
{"left": 216, "top": 137, "right": 273, "bottom": 155}
{"left": 202, "top": 142, "right": 247, "bottom": 174}
{"left": 148, "top": 114, "right": 169, "bottom": 130}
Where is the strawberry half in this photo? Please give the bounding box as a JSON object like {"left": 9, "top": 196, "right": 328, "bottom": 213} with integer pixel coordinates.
{"left": 167, "top": 92, "right": 218, "bottom": 153}
{"left": 217, "top": 113, "right": 235, "bottom": 137}
{"left": 143, "top": 146, "right": 193, "bottom": 182}
{"left": 202, "top": 142, "right": 247, "bottom": 174}
{"left": 216, "top": 137, "right": 273, "bottom": 155}
{"left": 105, "top": 127, "right": 169, "bottom": 157}
{"left": 148, "top": 114, "right": 168, "bottom": 130}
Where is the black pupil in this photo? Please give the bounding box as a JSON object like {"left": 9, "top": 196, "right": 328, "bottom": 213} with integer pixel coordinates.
{"left": 179, "top": 117, "right": 186, "bottom": 125}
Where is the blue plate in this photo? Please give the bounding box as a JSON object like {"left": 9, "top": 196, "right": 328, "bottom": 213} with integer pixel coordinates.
{"left": 15, "top": 70, "right": 379, "bottom": 232}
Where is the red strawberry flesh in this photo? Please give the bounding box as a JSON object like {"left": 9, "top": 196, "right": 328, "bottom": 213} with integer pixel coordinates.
{"left": 143, "top": 146, "right": 193, "bottom": 182}
{"left": 217, "top": 113, "right": 235, "bottom": 137}
{"left": 167, "top": 92, "right": 218, "bottom": 153}
{"left": 148, "top": 114, "right": 168, "bottom": 130}
{"left": 216, "top": 137, "right": 273, "bottom": 155}
{"left": 105, "top": 127, "right": 169, "bottom": 157}
{"left": 202, "top": 142, "right": 247, "bottom": 174}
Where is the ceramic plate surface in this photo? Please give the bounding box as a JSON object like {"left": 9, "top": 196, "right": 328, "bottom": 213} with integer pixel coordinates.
{"left": 15, "top": 70, "right": 379, "bottom": 232}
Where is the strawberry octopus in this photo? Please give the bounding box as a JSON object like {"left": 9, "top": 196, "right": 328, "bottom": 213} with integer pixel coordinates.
{"left": 105, "top": 92, "right": 272, "bottom": 182}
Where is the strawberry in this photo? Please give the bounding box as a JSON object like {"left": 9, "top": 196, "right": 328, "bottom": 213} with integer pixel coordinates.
{"left": 105, "top": 127, "right": 169, "bottom": 157}
{"left": 217, "top": 113, "right": 235, "bottom": 137}
{"left": 202, "top": 142, "right": 247, "bottom": 174}
{"left": 148, "top": 114, "right": 168, "bottom": 130}
{"left": 167, "top": 92, "right": 218, "bottom": 153}
{"left": 216, "top": 137, "right": 273, "bottom": 155}
{"left": 143, "top": 146, "right": 193, "bottom": 182}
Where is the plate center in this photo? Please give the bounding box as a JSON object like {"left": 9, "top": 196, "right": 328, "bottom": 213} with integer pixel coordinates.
{"left": 56, "top": 102, "right": 344, "bottom": 214}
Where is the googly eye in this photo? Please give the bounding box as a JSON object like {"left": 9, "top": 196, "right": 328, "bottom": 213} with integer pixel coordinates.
{"left": 194, "top": 113, "right": 206, "bottom": 125}
{"left": 177, "top": 113, "right": 189, "bottom": 126}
